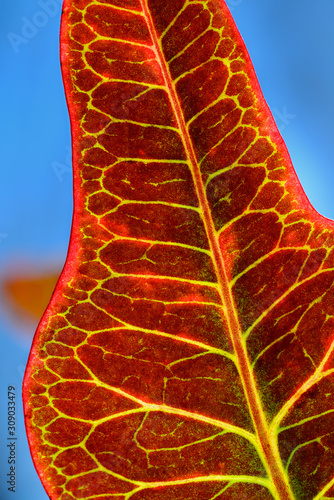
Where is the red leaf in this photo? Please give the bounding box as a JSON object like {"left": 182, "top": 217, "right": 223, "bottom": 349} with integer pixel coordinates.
{"left": 23, "top": 0, "right": 334, "bottom": 499}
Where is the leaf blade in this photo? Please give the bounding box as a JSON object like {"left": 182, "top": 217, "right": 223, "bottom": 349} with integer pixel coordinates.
{"left": 23, "top": 0, "right": 334, "bottom": 499}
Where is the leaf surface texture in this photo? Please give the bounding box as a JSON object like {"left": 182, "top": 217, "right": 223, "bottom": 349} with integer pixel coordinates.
{"left": 24, "top": 1, "right": 334, "bottom": 499}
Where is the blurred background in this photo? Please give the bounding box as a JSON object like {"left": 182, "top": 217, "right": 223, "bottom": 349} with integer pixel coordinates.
{"left": 0, "top": 0, "right": 334, "bottom": 498}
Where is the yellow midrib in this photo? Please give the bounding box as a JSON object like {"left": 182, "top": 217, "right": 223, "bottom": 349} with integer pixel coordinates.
{"left": 139, "top": 1, "right": 295, "bottom": 499}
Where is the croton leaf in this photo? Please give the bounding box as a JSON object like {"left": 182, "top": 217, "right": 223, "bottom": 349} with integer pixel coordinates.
{"left": 23, "top": 0, "right": 334, "bottom": 499}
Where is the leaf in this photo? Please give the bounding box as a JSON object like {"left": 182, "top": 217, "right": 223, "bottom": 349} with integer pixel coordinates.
{"left": 23, "top": 0, "right": 334, "bottom": 499}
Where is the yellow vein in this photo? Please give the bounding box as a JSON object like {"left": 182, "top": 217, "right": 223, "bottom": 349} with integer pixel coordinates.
{"left": 278, "top": 409, "right": 334, "bottom": 435}
{"left": 313, "top": 475, "right": 334, "bottom": 500}
{"left": 69, "top": 375, "right": 256, "bottom": 444}
{"left": 271, "top": 347, "right": 334, "bottom": 433}
{"left": 105, "top": 198, "right": 202, "bottom": 212}
{"left": 97, "top": 234, "right": 213, "bottom": 254}
{"left": 128, "top": 473, "right": 272, "bottom": 489}
{"left": 167, "top": 27, "right": 220, "bottom": 65}
{"left": 244, "top": 268, "right": 334, "bottom": 340}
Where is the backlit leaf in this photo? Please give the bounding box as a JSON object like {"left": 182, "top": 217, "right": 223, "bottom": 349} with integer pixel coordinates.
{"left": 23, "top": 0, "right": 334, "bottom": 499}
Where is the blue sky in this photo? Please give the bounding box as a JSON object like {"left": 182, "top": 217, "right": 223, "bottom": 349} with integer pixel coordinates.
{"left": 1, "top": 1, "right": 334, "bottom": 498}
